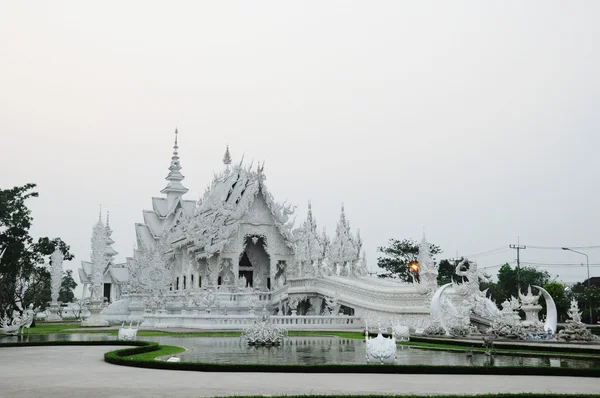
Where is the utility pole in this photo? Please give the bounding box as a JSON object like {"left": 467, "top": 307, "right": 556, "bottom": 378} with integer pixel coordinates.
{"left": 509, "top": 241, "right": 526, "bottom": 291}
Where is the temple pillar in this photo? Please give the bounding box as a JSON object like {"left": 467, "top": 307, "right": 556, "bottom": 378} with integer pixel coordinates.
{"left": 312, "top": 296, "right": 324, "bottom": 315}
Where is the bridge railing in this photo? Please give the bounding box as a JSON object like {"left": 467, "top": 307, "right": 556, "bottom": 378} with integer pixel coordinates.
{"left": 142, "top": 313, "right": 362, "bottom": 330}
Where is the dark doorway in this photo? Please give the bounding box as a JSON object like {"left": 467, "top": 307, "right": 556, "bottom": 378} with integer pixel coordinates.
{"left": 103, "top": 283, "right": 111, "bottom": 302}
{"left": 238, "top": 270, "right": 253, "bottom": 287}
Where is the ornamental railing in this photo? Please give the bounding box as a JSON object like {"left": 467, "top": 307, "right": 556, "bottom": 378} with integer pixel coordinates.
{"left": 142, "top": 313, "right": 361, "bottom": 330}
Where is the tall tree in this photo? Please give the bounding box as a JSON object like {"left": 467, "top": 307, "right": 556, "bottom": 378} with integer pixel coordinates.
{"left": 0, "top": 184, "right": 74, "bottom": 317}
{"left": 377, "top": 238, "right": 441, "bottom": 282}
{"left": 59, "top": 269, "right": 78, "bottom": 303}
{"left": 437, "top": 259, "right": 458, "bottom": 285}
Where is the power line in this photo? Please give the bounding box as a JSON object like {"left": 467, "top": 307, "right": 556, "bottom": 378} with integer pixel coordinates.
{"left": 462, "top": 246, "right": 511, "bottom": 258}
{"left": 527, "top": 245, "right": 600, "bottom": 250}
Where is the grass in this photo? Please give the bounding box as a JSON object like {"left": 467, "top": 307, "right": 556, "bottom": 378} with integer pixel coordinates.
{"left": 26, "top": 322, "right": 83, "bottom": 334}
{"left": 122, "top": 344, "right": 185, "bottom": 361}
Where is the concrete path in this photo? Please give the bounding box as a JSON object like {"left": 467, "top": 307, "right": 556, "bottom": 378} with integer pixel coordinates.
{"left": 1, "top": 346, "right": 599, "bottom": 397}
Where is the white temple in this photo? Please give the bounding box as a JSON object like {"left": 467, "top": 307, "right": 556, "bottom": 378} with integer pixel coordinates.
{"left": 77, "top": 129, "right": 556, "bottom": 334}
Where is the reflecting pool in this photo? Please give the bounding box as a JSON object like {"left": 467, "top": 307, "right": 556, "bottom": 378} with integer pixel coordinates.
{"left": 144, "top": 336, "right": 600, "bottom": 368}
{"left": 2, "top": 334, "right": 599, "bottom": 368}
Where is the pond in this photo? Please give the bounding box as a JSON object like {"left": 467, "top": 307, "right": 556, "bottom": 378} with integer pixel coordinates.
{"left": 2, "top": 333, "right": 599, "bottom": 368}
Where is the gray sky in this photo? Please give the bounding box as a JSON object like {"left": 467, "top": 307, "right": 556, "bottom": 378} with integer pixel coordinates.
{"left": 1, "top": 1, "right": 599, "bottom": 299}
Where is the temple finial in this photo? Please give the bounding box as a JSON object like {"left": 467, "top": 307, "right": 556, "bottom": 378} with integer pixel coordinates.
{"left": 98, "top": 205, "right": 102, "bottom": 222}
{"left": 161, "top": 128, "right": 188, "bottom": 199}
{"left": 106, "top": 210, "right": 110, "bottom": 227}
{"left": 223, "top": 145, "right": 232, "bottom": 166}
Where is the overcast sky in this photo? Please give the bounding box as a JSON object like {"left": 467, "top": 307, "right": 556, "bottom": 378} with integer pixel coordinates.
{"left": 1, "top": 1, "right": 599, "bottom": 298}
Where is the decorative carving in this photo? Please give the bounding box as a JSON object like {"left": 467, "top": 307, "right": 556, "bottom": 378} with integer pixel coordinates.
{"left": 117, "top": 321, "right": 139, "bottom": 341}
{"left": 365, "top": 321, "right": 397, "bottom": 364}
{"left": 47, "top": 249, "right": 64, "bottom": 321}
{"left": 242, "top": 308, "right": 287, "bottom": 346}
{"left": 557, "top": 298, "right": 594, "bottom": 342}
{"left": 2, "top": 304, "right": 36, "bottom": 335}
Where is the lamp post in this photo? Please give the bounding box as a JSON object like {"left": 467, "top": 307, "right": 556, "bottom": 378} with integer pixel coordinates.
{"left": 562, "top": 247, "right": 592, "bottom": 323}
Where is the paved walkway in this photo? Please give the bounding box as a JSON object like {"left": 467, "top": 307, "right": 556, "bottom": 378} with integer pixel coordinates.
{"left": 1, "top": 346, "right": 600, "bottom": 397}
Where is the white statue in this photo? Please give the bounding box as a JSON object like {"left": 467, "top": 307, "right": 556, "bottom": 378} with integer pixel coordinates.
{"left": 242, "top": 307, "right": 287, "bottom": 346}
{"left": 117, "top": 321, "right": 139, "bottom": 341}
{"left": 365, "top": 321, "right": 397, "bottom": 364}
{"left": 47, "top": 249, "right": 64, "bottom": 321}
{"left": 558, "top": 298, "right": 594, "bottom": 341}
{"left": 519, "top": 285, "right": 541, "bottom": 306}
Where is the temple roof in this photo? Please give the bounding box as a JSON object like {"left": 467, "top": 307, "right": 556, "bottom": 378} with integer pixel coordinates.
{"left": 78, "top": 267, "right": 91, "bottom": 283}
{"left": 185, "top": 161, "right": 296, "bottom": 258}
{"left": 108, "top": 267, "right": 129, "bottom": 284}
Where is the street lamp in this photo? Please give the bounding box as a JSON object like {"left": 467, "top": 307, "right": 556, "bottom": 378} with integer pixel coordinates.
{"left": 409, "top": 261, "right": 419, "bottom": 273}
{"left": 562, "top": 247, "right": 592, "bottom": 323}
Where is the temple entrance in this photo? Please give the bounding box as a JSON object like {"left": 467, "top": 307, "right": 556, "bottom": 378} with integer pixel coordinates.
{"left": 238, "top": 252, "right": 253, "bottom": 287}
{"left": 239, "top": 235, "right": 271, "bottom": 290}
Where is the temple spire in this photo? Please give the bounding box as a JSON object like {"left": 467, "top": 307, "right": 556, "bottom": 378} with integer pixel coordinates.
{"left": 104, "top": 210, "right": 118, "bottom": 265}
{"left": 161, "top": 128, "right": 189, "bottom": 202}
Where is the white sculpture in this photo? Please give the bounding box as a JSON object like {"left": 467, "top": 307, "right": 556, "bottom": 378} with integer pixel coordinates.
{"left": 519, "top": 285, "right": 543, "bottom": 328}
{"left": 47, "top": 248, "right": 64, "bottom": 321}
{"left": 242, "top": 308, "right": 287, "bottom": 346}
{"left": 533, "top": 285, "right": 557, "bottom": 334}
{"left": 519, "top": 285, "right": 541, "bottom": 305}
{"left": 117, "top": 321, "right": 139, "bottom": 341}
{"left": 323, "top": 293, "right": 339, "bottom": 315}
{"left": 1, "top": 304, "right": 35, "bottom": 335}
{"left": 558, "top": 298, "right": 594, "bottom": 341}
{"left": 414, "top": 235, "right": 438, "bottom": 296}
{"left": 1, "top": 315, "right": 21, "bottom": 335}
{"left": 430, "top": 283, "right": 453, "bottom": 335}
{"left": 392, "top": 324, "right": 410, "bottom": 342}
{"left": 365, "top": 321, "right": 397, "bottom": 364}
{"left": 81, "top": 215, "right": 109, "bottom": 327}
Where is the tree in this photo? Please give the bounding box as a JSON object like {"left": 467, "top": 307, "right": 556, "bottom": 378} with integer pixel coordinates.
{"left": 479, "top": 263, "right": 550, "bottom": 307}
{"left": 437, "top": 259, "right": 458, "bottom": 285}
{"left": 377, "top": 238, "right": 441, "bottom": 282}
{"left": 0, "top": 184, "right": 74, "bottom": 317}
{"left": 59, "top": 269, "right": 77, "bottom": 303}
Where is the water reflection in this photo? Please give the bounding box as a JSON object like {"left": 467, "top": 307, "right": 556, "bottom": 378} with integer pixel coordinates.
{"left": 143, "top": 336, "right": 600, "bottom": 368}
{"left": 2, "top": 334, "right": 599, "bottom": 368}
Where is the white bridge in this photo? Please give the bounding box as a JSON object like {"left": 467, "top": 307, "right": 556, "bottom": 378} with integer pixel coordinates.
{"left": 104, "top": 275, "right": 436, "bottom": 330}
